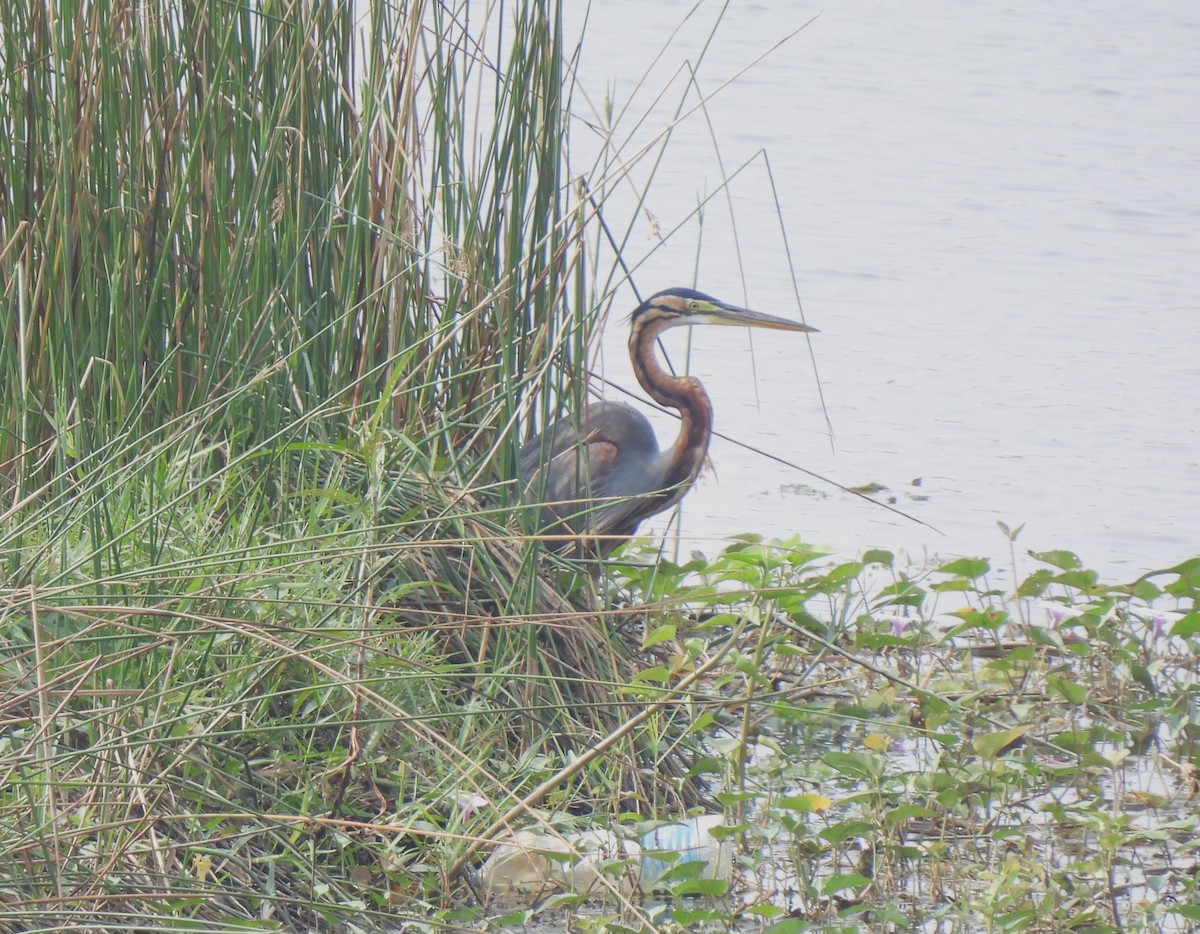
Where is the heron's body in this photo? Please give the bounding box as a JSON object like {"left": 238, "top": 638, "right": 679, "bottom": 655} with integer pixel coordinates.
{"left": 519, "top": 399, "right": 700, "bottom": 553}
{"left": 520, "top": 287, "right": 815, "bottom": 557}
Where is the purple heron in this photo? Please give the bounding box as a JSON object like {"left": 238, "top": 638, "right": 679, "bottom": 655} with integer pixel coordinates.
{"left": 520, "top": 287, "right": 817, "bottom": 557}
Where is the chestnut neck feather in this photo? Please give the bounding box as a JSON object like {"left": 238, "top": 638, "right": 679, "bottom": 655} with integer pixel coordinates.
{"left": 628, "top": 311, "right": 713, "bottom": 495}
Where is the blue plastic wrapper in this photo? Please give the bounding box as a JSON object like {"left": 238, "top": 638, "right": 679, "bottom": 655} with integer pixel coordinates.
{"left": 640, "top": 816, "right": 722, "bottom": 885}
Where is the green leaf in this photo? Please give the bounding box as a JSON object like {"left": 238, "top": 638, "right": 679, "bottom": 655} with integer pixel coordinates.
{"left": 997, "top": 520, "right": 1024, "bottom": 541}
{"left": 821, "top": 751, "right": 885, "bottom": 781}
{"left": 764, "top": 921, "right": 809, "bottom": 934}
{"left": 823, "top": 873, "right": 871, "bottom": 895}
{"left": 536, "top": 892, "right": 584, "bottom": 912}
{"left": 1170, "top": 612, "right": 1200, "bottom": 637}
{"left": 935, "top": 557, "right": 990, "bottom": 578}
{"left": 1032, "top": 549, "right": 1081, "bottom": 570}
{"left": 779, "top": 793, "right": 832, "bottom": 813}
{"left": 1051, "top": 729, "right": 1096, "bottom": 753}
{"left": 874, "top": 580, "right": 926, "bottom": 607}
{"left": 1053, "top": 568, "right": 1099, "bottom": 591}
{"left": 884, "top": 804, "right": 934, "bottom": 824}
{"left": 1153, "top": 556, "right": 1200, "bottom": 578}
{"left": 930, "top": 579, "right": 977, "bottom": 593}
{"left": 861, "top": 548, "right": 894, "bottom": 567}
{"left": 642, "top": 623, "right": 676, "bottom": 649}
{"left": 1029, "top": 625, "right": 1066, "bottom": 650}
{"left": 823, "top": 560, "right": 865, "bottom": 584}
{"left": 1046, "top": 676, "right": 1087, "bottom": 705}
{"left": 819, "top": 819, "right": 875, "bottom": 844}
{"left": 669, "top": 878, "right": 729, "bottom": 897}
{"left": 972, "top": 724, "right": 1033, "bottom": 759}
{"left": 644, "top": 857, "right": 696, "bottom": 881}
{"left": 1123, "top": 578, "right": 1161, "bottom": 601}
{"left": 945, "top": 607, "right": 1008, "bottom": 635}
{"left": 1081, "top": 748, "right": 1129, "bottom": 771}
{"left": 1016, "top": 569, "right": 1054, "bottom": 597}
{"left": 706, "top": 822, "right": 748, "bottom": 841}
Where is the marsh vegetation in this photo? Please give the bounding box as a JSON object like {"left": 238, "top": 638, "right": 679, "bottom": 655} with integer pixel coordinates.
{"left": 1, "top": 2, "right": 1196, "bottom": 932}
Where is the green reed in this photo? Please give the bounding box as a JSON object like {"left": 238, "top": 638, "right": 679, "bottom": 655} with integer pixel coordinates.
{"left": 0, "top": 1, "right": 657, "bottom": 928}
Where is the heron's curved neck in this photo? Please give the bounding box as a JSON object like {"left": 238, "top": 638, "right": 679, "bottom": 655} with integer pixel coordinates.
{"left": 629, "top": 321, "right": 713, "bottom": 490}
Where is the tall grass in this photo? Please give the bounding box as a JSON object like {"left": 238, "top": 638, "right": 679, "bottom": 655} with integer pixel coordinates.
{"left": 0, "top": 0, "right": 688, "bottom": 928}
{"left": 1, "top": 0, "right": 586, "bottom": 469}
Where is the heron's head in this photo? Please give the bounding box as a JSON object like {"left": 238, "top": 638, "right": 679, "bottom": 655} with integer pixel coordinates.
{"left": 631, "top": 287, "right": 818, "bottom": 336}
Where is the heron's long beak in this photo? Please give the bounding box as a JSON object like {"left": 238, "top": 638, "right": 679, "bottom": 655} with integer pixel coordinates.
{"left": 705, "top": 302, "right": 818, "bottom": 333}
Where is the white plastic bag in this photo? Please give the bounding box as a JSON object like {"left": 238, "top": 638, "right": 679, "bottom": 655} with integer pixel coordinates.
{"left": 479, "top": 828, "right": 642, "bottom": 901}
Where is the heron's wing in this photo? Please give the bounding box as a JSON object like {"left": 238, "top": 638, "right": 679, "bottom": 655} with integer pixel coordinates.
{"left": 520, "top": 401, "right": 657, "bottom": 474}
{"left": 520, "top": 401, "right": 665, "bottom": 547}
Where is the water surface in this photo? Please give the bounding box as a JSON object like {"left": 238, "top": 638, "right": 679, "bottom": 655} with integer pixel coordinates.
{"left": 563, "top": 0, "right": 1199, "bottom": 578}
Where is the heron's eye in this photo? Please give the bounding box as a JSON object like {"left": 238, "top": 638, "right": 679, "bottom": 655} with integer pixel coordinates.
{"left": 686, "top": 300, "right": 699, "bottom": 311}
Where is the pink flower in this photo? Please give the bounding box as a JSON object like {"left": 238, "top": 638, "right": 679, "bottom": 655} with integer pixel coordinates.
{"left": 888, "top": 615, "right": 911, "bottom": 637}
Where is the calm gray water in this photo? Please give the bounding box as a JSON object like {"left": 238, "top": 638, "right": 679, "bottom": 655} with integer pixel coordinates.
{"left": 563, "top": 0, "right": 1199, "bottom": 578}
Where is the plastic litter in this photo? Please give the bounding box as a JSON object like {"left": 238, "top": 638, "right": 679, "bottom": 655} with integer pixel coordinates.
{"left": 478, "top": 814, "right": 732, "bottom": 902}
{"left": 479, "top": 828, "right": 642, "bottom": 901}
{"left": 639, "top": 814, "right": 732, "bottom": 889}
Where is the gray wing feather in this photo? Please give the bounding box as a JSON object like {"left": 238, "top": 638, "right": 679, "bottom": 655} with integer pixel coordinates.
{"left": 521, "top": 401, "right": 671, "bottom": 548}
